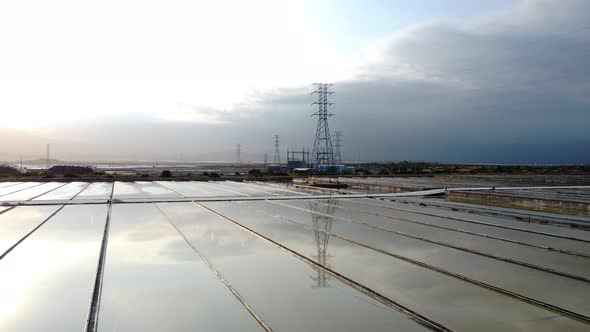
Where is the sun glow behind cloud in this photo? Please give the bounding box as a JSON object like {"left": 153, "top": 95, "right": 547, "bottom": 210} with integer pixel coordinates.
{"left": 0, "top": 0, "right": 358, "bottom": 128}
{"left": 2, "top": 1, "right": 588, "bottom": 163}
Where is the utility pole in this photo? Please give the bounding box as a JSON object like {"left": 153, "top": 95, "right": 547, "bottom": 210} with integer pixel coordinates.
{"left": 273, "top": 135, "right": 281, "bottom": 166}
{"left": 311, "top": 83, "right": 335, "bottom": 168}
{"left": 333, "top": 130, "right": 342, "bottom": 165}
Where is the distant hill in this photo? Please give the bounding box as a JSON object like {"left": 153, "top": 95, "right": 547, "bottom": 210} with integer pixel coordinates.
{"left": 23, "top": 158, "right": 63, "bottom": 165}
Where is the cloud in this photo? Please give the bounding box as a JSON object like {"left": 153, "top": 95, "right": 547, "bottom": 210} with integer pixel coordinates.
{"left": 245, "top": 0, "right": 590, "bottom": 163}
{"left": 2, "top": 0, "right": 589, "bottom": 164}
{"left": 164, "top": 103, "right": 231, "bottom": 125}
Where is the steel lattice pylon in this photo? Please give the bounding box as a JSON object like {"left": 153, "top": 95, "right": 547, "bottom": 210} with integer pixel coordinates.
{"left": 273, "top": 134, "right": 281, "bottom": 166}
{"left": 333, "top": 130, "right": 342, "bottom": 165}
{"left": 311, "top": 83, "right": 335, "bottom": 168}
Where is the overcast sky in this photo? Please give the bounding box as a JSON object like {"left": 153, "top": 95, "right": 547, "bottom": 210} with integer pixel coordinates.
{"left": 0, "top": 0, "right": 588, "bottom": 163}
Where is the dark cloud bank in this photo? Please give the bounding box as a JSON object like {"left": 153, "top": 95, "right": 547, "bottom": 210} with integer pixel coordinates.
{"left": 5, "top": 0, "right": 589, "bottom": 163}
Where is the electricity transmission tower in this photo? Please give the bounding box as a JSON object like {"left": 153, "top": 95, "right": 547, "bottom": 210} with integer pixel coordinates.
{"left": 311, "top": 83, "right": 335, "bottom": 167}
{"left": 273, "top": 134, "right": 281, "bottom": 166}
{"left": 333, "top": 130, "right": 342, "bottom": 165}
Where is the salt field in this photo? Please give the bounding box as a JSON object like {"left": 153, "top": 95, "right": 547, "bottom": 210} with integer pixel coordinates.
{"left": 0, "top": 180, "right": 589, "bottom": 331}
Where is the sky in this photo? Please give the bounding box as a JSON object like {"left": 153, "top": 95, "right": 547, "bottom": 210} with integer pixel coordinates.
{"left": 0, "top": 0, "right": 588, "bottom": 163}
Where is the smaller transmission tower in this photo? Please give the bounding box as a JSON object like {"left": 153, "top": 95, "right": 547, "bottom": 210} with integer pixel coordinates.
{"left": 235, "top": 144, "right": 241, "bottom": 165}
{"left": 273, "top": 135, "right": 281, "bottom": 166}
{"left": 333, "top": 130, "right": 342, "bottom": 165}
{"left": 46, "top": 144, "right": 50, "bottom": 168}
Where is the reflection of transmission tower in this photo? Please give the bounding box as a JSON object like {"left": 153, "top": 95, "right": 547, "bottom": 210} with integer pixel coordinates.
{"left": 333, "top": 130, "right": 342, "bottom": 165}
{"left": 273, "top": 135, "right": 281, "bottom": 166}
{"left": 309, "top": 199, "right": 338, "bottom": 288}
{"left": 311, "top": 83, "right": 335, "bottom": 167}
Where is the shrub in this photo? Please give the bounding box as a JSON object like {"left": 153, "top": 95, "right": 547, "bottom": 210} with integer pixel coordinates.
{"left": 160, "top": 170, "right": 172, "bottom": 177}
{"left": 248, "top": 169, "right": 262, "bottom": 176}
{"left": 47, "top": 165, "right": 94, "bottom": 175}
